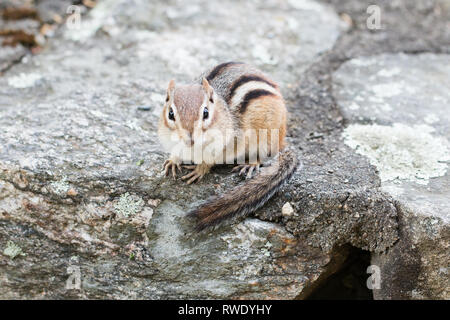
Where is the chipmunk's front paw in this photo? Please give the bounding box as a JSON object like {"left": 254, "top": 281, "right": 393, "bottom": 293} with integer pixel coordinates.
{"left": 181, "top": 163, "right": 211, "bottom": 185}
{"left": 232, "top": 163, "right": 261, "bottom": 179}
{"left": 163, "top": 159, "right": 182, "bottom": 179}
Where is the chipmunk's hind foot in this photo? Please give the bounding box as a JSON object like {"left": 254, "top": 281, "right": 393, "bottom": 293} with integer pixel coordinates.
{"left": 182, "top": 163, "right": 211, "bottom": 184}
{"left": 232, "top": 163, "right": 261, "bottom": 179}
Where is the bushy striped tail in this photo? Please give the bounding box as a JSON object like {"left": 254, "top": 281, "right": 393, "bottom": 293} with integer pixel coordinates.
{"left": 188, "top": 149, "right": 300, "bottom": 231}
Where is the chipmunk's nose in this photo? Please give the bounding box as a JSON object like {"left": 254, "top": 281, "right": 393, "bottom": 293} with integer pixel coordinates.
{"left": 187, "top": 133, "right": 194, "bottom": 146}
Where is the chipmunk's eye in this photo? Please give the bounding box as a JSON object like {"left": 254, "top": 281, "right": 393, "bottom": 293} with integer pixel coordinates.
{"left": 203, "top": 107, "right": 209, "bottom": 120}
{"left": 168, "top": 108, "right": 175, "bottom": 121}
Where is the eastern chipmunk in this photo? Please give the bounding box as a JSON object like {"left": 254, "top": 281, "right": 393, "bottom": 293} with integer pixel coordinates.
{"left": 158, "top": 62, "right": 299, "bottom": 230}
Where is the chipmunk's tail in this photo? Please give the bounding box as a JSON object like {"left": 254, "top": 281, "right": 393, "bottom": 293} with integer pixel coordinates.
{"left": 188, "top": 149, "right": 300, "bottom": 231}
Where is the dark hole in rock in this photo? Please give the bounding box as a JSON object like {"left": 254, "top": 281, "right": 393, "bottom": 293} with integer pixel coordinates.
{"left": 303, "top": 246, "right": 373, "bottom": 300}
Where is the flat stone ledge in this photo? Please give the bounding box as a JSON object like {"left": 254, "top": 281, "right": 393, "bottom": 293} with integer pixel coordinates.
{"left": 334, "top": 53, "right": 450, "bottom": 299}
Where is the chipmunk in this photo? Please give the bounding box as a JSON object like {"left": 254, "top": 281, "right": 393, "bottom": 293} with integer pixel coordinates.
{"left": 158, "top": 62, "right": 299, "bottom": 231}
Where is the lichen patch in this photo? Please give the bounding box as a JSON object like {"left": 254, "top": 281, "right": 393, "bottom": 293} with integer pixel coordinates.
{"left": 49, "top": 177, "right": 70, "bottom": 195}
{"left": 3, "top": 241, "right": 26, "bottom": 259}
{"left": 8, "top": 72, "right": 42, "bottom": 88}
{"left": 343, "top": 123, "right": 450, "bottom": 185}
{"left": 114, "top": 193, "right": 144, "bottom": 217}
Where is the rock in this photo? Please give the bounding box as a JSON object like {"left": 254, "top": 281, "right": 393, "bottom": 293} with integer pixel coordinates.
{"left": 334, "top": 53, "right": 450, "bottom": 299}
{"left": 0, "top": 1, "right": 91, "bottom": 73}
{"left": 0, "top": 0, "right": 447, "bottom": 300}
{"left": 282, "top": 202, "right": 295, "bottom": 217}
{"left": 0, "top": 0, "right": 356, "bottom": 299}
{"left": 0, "top": 5, "right": 42, "bottom": 48}
{"left": 35, "top": 0, "right": 75, "bottom": 24}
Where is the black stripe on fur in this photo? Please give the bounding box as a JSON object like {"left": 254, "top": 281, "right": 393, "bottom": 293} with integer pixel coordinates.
{"left": 206, "top": 62, "right": 243, "bottom": 82}
{"left": 227, "top": 75, "right": 277, "bottom": 104}
{"left": 239, "top": 89, "right": 275, "bottom": 114}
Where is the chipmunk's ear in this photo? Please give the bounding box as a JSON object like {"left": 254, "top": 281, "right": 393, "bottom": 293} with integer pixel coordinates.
{"left": 166, "top": 79, "right": 175, "bottom": 103}
{"left": 202, "top": 77, "right": 214, "bottom": 103}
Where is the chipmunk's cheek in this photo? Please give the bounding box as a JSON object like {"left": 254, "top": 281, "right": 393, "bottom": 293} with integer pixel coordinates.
{"left": 166, "top": 130, "right": 179, "bottom": 144}
{"left": 207, "top": 129, "right": 223, "bottom": 144}
{"left": 177, "top": 131, "right": 188, "bottom": 146}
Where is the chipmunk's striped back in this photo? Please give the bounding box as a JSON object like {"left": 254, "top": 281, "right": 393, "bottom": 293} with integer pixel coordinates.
{"left": 200, "top": 62, "right": 282, "bottom": 114}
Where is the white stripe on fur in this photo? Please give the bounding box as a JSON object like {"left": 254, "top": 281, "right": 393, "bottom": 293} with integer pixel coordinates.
{"left": 230, "top": 81, "right": 280, "bottom": 108}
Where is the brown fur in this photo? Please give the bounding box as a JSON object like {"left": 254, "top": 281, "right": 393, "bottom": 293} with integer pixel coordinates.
{"left": 173, "top": 85, "right": 204, "bottom": 133}
{"left": 241, "top": 94, "right": 287, "bottom": 154}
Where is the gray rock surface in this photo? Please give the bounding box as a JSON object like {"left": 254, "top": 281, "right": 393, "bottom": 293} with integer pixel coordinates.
{"left": 335, "top": 53, "right": 450, "bottom": 299}
{"left": 0, "top": 0, "right": 78, "bottom": 73}
{"left": 0, "top": 0, "right": 449, "bottom": 299}
{"left": 0, "top": 0, "right": 355, "bottom": 299}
